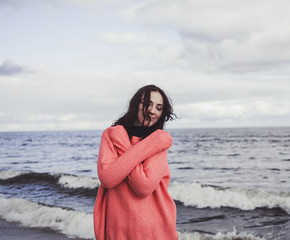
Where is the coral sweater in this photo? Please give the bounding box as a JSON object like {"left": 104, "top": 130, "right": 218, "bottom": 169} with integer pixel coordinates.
{"left": 93, "top": 125, "right": 178, "bottom": 240}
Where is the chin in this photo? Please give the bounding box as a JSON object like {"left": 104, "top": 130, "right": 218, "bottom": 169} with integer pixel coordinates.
{"left": 148, "top": 121, "right": 157, "bottom": 127}
{"left": 142, "top": 119, "right": 158, "bottom": 127}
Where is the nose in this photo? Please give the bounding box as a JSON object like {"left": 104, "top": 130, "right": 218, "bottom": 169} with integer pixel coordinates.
{"left": 148, "top": 105, "right": 156, "bottom": 115}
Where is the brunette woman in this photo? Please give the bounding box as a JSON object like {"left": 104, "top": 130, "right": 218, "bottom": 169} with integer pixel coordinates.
{"left": 93, "top": 85, "right": 178, "bottom": 240}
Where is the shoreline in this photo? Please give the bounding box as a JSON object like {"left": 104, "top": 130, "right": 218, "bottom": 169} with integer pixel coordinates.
{"left": 0, "top": 218, "right": 88, "bottom": 240}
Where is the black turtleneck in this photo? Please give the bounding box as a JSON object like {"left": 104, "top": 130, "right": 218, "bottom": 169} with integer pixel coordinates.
{"left": 131, "top": 126, "right": 147, "bottom": 137}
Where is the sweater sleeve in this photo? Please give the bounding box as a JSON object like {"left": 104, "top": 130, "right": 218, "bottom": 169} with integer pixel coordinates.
{"left": 126, "top": 149, "right": 168, "bottom": 198}
{"left": 97, "top": 126, "right": 172, "bottom": 189}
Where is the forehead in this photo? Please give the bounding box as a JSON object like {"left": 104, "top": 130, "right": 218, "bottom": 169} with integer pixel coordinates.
{"left": 150, "top": 91, "right": 163, "bottom": 104}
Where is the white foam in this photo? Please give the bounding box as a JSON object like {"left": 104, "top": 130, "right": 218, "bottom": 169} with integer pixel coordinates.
{"left": 0, "top": 196, "right": 94, "bottom": 239}
{"left": 178, "top": 227, "right": 265, "bottom": 240}
{"left": 0, "top": 170, "right": 28, "bottom": 179}
{"left": 169, "top": 181, "right": 290, "bottom": 213}
{"left": 58, "top": 174, "right": 100, "bottom": 189}
{"left": 0, "top": 170, "right": 100, "bottom": 189}
{"left": 0, "top": 196, "right": 266, "bottom": 240}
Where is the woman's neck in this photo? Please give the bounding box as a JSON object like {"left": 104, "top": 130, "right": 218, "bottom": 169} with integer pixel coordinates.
{"left": 132, "top": 125, "right": 147, "bottom": 137}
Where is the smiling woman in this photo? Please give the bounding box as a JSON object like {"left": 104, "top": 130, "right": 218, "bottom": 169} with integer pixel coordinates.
{"left": 93, "top": 84, "right": 178, "bottom": 240}
{"left": 113, "top": 85, "right": 176, "bottom": 139}
{"left": 136, "top": 91, "right": 164, "bottom": 127}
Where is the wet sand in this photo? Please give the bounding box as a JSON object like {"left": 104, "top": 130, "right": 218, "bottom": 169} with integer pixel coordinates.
{"left": 0, "top": 218, "right": 88, "bottom": 240}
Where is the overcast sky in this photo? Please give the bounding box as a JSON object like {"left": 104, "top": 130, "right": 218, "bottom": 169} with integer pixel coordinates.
{"left": 1, "top": 0, "right": 290, "bottom": 131}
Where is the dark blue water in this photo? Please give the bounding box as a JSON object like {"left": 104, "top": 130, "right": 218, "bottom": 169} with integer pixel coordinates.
{"left": 1, "top": 127, "right": 290, "bottom": 239}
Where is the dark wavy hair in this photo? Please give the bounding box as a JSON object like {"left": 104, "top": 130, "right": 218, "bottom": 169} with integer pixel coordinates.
{"left": 113, "top": 85, "right": 176, "bottom": 139}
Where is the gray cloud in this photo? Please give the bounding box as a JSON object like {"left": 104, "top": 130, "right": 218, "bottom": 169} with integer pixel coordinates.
{"left": 1, "top": 1, "right": 290, "bottom": 131}
{"left": 122, "top": 0, "right": 290, "bottom": 74}
{"left": 0, "top": 60, "right": 31, "bottom": 76}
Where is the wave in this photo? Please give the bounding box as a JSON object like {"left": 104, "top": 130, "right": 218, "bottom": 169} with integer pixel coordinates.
{"left": 2, "top": 170, "right": 290, "bottom": 214}
{"left": 58, "top": 174, "right": 99, "bottom": 189}
{"left": 0, "top": 170, "right": 100, "bottom": 190}
{"left": 0, "top": 195, "right": 94, "bottom": 239}
{"left": 178, "top": 228, "right": 264, "bottom": 240}
{"left": 0, "top": 196, "right": 264, "bottom": 240}
{"left": 0, "top": 169, "right": 29, "bottom": 179}
{"left": 169, "top": 182, "right": 290, "bottom": 214}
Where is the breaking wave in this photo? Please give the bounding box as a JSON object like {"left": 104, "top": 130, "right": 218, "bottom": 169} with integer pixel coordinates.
{"left": 1, "top": 170, "right": 290, "bottom": 214}
{"left": 0, "top": 196, "right": 264, "bottom": 240}
{"left": 169, "top": 181, "right": 290, "bottom": 213}
{"left": 0, "top": 170, "right": 100, "bottom": 190}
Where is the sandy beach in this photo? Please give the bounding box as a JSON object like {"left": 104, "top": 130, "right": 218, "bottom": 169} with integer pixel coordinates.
{"left": 0, "top": 218, "right": 88, "bottom": 240}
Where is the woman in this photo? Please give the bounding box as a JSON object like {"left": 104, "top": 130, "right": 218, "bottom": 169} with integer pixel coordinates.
{"left": 93, "top": 85, "right": 178, "bottom": 240}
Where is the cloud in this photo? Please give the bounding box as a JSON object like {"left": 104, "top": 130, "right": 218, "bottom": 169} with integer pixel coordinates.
{"left": 122, "top": 0, "right": 290, "bottom": 73}
{"left": 98, "top": 30, "right": 187, "bottom": 71}
{"left": 1, "top": 0, "right": 290, "bottom": 131}
{"left": 0, "top": 60, "right": 31, "bottom": 76}
{"left": 0, "top": 0, "right": 122, "bottom": 12}
{"left": 0, "top": 112, "right": 111, "bottom": 132}
{"left": 174, "top": 96, "right": 290, "bottom": 127}
{"left": 0, "top": 0, "right": 25, "bottom": 9}
{"left": 100, "top": 31, "right": 158, "bottom": 46}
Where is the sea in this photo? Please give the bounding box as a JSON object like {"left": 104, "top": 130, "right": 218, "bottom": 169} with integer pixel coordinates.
{"left": 0, "top": 127, "right": 290, "bottom": 240}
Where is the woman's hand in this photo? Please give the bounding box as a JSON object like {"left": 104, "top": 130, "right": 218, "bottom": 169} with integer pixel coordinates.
{"left": 151, "top": 129, "right": 172, "bottom": 150}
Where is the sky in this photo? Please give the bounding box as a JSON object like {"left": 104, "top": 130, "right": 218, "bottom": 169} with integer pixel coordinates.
{"left": 1, "top": 0, "right": 290, "bottom": 132}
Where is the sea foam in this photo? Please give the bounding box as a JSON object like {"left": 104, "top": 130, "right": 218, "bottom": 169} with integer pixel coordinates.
{"left": 2, "top": 169, "right": 290, "bottom": 214}
{"left": 58, "top": 174, "right": 100, "bottom": 189}
{"left": 0, "top": 169, "right": 28, "bottom": 180}
{"left": 0, "top": 196, "right": 94, "bottom": 239}
{"left": 169, "top": 181, "right": 290, "bottom": 213}
{"left": 0, "top": 195, "right": 264, "bottom": 240}
{"left": 178, "top": 228, "right": 264, "bottom": 240}
{"left": 0, "top": 170, "right": 100, "bottom": 190}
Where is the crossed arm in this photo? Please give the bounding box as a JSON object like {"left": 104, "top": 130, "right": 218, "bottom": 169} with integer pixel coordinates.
{"left": 97, "top": 125, "right": 171, "bottom": 196}
{"left": 126, "top": 150, "right": 168, "bottom": 197}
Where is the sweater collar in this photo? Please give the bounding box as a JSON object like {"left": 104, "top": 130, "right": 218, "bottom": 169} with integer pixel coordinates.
{"left": 131, "top": 125, "right": 147, "bottom": 137}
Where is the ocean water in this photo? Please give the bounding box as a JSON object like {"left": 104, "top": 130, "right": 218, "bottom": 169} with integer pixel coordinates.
{"left": 0, "top": 127, "right": 290, "bottom": 239}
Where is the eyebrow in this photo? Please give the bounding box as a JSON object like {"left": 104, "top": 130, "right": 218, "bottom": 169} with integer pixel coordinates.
{"left": 150, "top": 101, "right": 163, "bottom": 106}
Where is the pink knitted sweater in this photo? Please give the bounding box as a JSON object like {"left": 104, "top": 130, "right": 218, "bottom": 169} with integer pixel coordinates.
{"left": 93, "top": 125, "right": 178, "bottom": 240}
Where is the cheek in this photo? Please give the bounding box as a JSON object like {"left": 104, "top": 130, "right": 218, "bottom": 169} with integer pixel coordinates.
{"left": 156, "top": 111, "right": 163, "bottom": 120}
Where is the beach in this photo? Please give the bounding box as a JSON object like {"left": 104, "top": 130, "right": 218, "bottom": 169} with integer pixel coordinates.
{"left": 0, "top": 218, "right": 84, "bottom": 240}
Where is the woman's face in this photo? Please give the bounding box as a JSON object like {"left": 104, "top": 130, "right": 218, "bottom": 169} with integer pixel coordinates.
{"left": 135, "top": 91, "right": 164, "bottom": 127}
